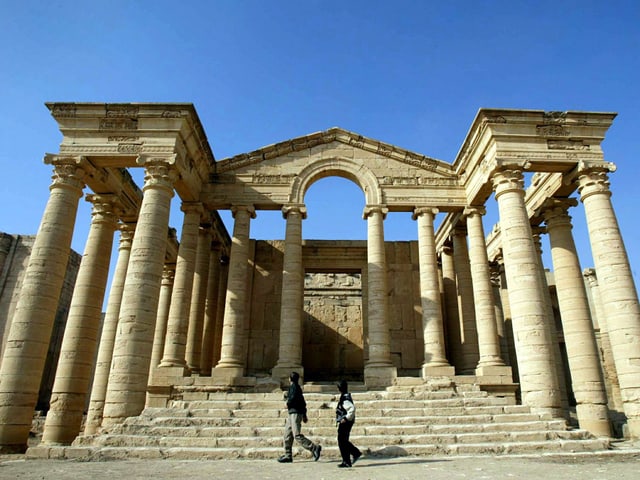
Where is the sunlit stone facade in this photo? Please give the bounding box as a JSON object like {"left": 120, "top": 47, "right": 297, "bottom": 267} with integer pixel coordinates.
{"left": 0, "top": 104, "right": 638, "bottom": 452}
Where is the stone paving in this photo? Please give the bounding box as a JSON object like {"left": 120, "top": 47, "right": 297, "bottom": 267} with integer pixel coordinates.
{"left": 2, "top": 442, "right": 640, "bottom": 480}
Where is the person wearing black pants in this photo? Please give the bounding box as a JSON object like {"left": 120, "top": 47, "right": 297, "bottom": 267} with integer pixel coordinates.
{"left": 335, "top": 380, "right": 362, "bottom": 468}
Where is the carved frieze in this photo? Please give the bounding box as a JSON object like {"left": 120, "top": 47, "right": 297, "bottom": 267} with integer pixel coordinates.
{"left": 117, "top": 143, "right": 143, "bottom": 154}
{"left": 379, "top": 176, "right": 459, "bottom": 186}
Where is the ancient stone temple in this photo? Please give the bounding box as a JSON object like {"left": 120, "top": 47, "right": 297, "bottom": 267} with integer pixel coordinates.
{"left": 0, "top": 103, "right": 639, "bottom": 455}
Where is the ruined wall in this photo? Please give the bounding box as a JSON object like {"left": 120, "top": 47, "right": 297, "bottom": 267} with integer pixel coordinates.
{"left": 0, "top": 232, "right": 81, "bottom": 410}
{"left": 245, "top": 240, "right": 424, "bottom": 379}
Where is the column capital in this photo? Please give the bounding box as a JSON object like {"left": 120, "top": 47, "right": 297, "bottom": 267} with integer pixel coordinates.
{"left": 576, "top": 165, "right": 614, "bottom": 202}
{"left": 412, "top": 206, "right": 439, "bottom": 220}
{"left": 540, "top": 198, "right": 578, "bottom": 230}
{"left": 138, "top": 156, "right": 178, "bottom": 193}
{"left": 282, "top": 203, "right": 307, "bottom": 219}
{"left": 85, "top": 194, "right": 123, "bottom": 227}
{"left": 44, "top": 155, "right": 88, "bottom": 193}
{"left": 363, "top": 204, "right": 388, "bottom": 220}
{"left": 117, "top": 223, "right": 136, "bottom": 249}
{"left": 181, "top": 201, "right": 204, "bottom": 216}
{"left": 463, "top": 206, "right": 486, "bottom": 217}
{"left": 491, "top": 168, "right": 525, "bottom": 199}
{"left": 231, "top": 204, "right": 256, "bottom": 219}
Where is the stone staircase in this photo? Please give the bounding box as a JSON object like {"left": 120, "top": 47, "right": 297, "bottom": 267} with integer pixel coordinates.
{"left": 28, "top": 380, "right": 611, "bottom": 460}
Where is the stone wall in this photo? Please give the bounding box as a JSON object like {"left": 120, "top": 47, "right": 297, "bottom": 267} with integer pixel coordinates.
{"left": 0, "top": 232, "right": 81, "bottom": 410}
{"left": 245, "top": 239, "right": 424, "bottom": 380}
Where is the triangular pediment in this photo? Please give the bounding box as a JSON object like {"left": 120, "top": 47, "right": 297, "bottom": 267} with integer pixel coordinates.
{"left": 215, "top": 127, "right": 455, "bottom": 178}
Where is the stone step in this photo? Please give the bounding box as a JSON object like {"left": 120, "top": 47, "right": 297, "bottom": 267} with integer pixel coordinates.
{"left": 32, "top": 437, "right": 611, "bottom": 461}
{"left": 76, "top": 427, "right": 596, "bottom": 449}
{"left": 30, "top": 386, "right": 611, "bottom": 461}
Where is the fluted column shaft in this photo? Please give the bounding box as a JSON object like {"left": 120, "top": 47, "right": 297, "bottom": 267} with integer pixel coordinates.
{"left": 102, "top": 159, "right": 176, "bottom": 426}
{"left": 452, "top": 227, "right": 479, "bottom": 373}
{"left": 273, "top": 205, "right": 306, "bottom": 384}
{"left": 543, "top": 200, "right": 611, "bottom": 436}
{"left": 213, "top": 206, "right": 255, "bottom": 380}
{"left": 441, "top": 245, "right": 463, "bottom": 371}
{"left": 578, "top": 166, "right": 640, "bottom": 437}
{"left": 583, "top": 268, "right": 623, "bottom": 412}
{"left": 149, "top": 264, "right": 175, "bottom": 375}
{"left": 85, "top": 224, "right": 134, "bottom": 435}
{"left": 491, "top": 168, "right": 562, "bottom": 417}
{"left": 42, "top": 194, "right": 120, "bottom": 445}
{"left": 0, "top": 157, "right": 86, "bottom": 451}
{"left": 465, "top": 207, "right": 506, "bottom": 369}
{"left": 413, "top": 207, "right": 453, "bottom": 376}
{"left": 200, "top": 242, "right": 222, "bottom": 375}
{"left": 159, "top": 202, "right": 203, "bottom": 369}
{"left": 363, "top": 205, "right": 396, "bottom": 387}
{"left": 185, "top": 223, "right": 213, "bottom": 373}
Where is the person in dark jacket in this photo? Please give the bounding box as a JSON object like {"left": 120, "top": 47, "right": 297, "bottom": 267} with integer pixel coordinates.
{"left": 278, "top": 371, "right": 322, "bottom": 463}
{"left": 335, "top": 379, "right": 362, "bottom": 468}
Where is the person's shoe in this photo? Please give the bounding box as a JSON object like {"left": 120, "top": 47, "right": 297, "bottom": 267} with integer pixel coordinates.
{"left": 338, "top": 462, "right": 352, "bottom": 468}
{"left": 313, "top": 445, "right": 322, "bottom": 461}
{"left": 277, "top": 455, "right": 292, "bottom": 463}
{"left": 352, "top": 451, "right": 362, "bottom": 464}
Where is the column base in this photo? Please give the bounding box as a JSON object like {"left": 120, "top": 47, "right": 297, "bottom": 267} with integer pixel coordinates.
{"left": 272, "top": 365, "right": 304, "bottom": 388}
{"left": 475, "top": 365, "right": 513, "bottom": 379}
{"left": 364, "top": 365, "right": 397, "bottom": 389}
{"left": 422, "top": 364, "right": 455, "bottom": 378}
{"left": 152, "top": 365, "right": 190, "bottom": 385}
{"left": 211, "top": 365, "right": 245, "bottom": 384}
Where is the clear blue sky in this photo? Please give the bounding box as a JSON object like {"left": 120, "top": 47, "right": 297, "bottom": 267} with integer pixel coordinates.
{"left": 1, "top": 1, "right": 638, "bottom": 287}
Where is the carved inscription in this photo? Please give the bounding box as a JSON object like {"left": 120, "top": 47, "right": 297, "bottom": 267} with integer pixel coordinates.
{"left": 252, "top": 174, "right": 296, "bottom": 184}
{"left": 108, "top": 136, "right": 140, "bottom": 142}
{"left": 51, "top": 103, "right": 76, "bottom": 117}
{"left": 536, "top": 125, "right": 569, "bottom": 137}
{"left": 106, "top": 105, "right": 139, "bottom": 117}
{"left": 99, "top": 118, "right": 138, "bottom": 130}
{"left": 547, "top": 140, "right": 589, "bottom": 150}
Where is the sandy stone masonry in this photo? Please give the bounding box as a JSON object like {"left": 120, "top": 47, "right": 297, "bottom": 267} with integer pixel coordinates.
{"left": 0, "top": 104, "right": 639, "bottom": 454}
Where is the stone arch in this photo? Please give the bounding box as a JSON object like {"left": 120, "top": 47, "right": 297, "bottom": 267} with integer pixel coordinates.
{"left": 289, "top": 156, "right": 382, "bottom": 206}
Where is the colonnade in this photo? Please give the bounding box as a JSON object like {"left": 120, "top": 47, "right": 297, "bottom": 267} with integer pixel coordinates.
{"left": 1, "top": 135, "right": 640, "bottom": 454}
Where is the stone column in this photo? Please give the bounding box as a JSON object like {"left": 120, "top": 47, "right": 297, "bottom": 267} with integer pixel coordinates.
{"left": 532, "top": 228, "right": 570, "bottom": 412}
{"left": 41, "top": 194, "right": 121, "bottom": 445}
{"left": 185, "top": 222, "right": 213, "bottom": 373}
{"left": 452, "top": 227, "right": 479, "bottom": 374}
{"left": 84, "top": 223, "right": 134, "bottom": 435}
{"left": 440, "top": 245, "right": 463, "bottom": 371}
{"left": 491, "top": 168, "right": 562, "bottom": 417}
{"left": 272, "top": 205, "right": 306, "bottom": 385}
{"left": 0, "top": 156, "right": 86, "bottom": 451}
{"left": 158, "top": 202, "right": 203, "bottom": 371}
{"left": 212, "top": 256, "right": 229, "bottom": 365}
{"left": 149, "top": 264, "right": 175, "bottom": 374}
{"left": 542, "top": 199, "right": 611, "bottom": 436}
{"left": 583, "top": 268, "right": 623, "bottom": 412}
{"left": 212, "top": 206, "right": 255, "bottom": 382}
{"left": 200, "top": 242, "right": 222, "bottom": 376}
{"left": 490, "top": 262, "right": 510, "bottom": 366}
{"left": 577, "top": 165, "right": 640, "bottom": 437}
{"left": 464, "top": 207, "right": 510, "bottom": 376}
{"left": 413, "top": 207, "right": 454, "bottom": 377}
{"left": 102, "top": 157, "right": 176, "bottom": 427}
{"left": 363, "top": 205, "right": 396, "bottom": 387}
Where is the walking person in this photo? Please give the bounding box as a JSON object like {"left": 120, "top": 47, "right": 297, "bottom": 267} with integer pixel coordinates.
{"left": 335, "top": 379, "right": 362, "bottom": 468}
{"left": 278, "top": 371, "right": 322, "bottom": 463}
